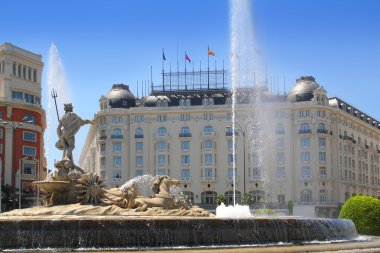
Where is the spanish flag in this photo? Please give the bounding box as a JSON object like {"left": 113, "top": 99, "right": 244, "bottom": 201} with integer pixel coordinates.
{"left": 208, "top": 48, "right": 215, "bottom": 56}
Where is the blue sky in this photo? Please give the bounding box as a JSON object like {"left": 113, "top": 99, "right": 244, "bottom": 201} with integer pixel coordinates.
{"left": 1, "top": 0, "right": 380, "bottom": 167}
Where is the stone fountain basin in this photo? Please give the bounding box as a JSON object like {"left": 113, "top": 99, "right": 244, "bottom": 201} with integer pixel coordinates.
{"left": 32, "top": 180, "right": 70, "bottom": 193}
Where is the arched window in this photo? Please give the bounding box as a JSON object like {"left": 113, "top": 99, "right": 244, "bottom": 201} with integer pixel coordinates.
{"left": 100, "top": 129, "right": 106, "bottom": 137}
{"left": 319, "top": 189, "right": 327, "bottom": 202}
{"left": 201, "top": 191, "right": 217, "bottom": 204}
{"left": 249, "top": 190, "right": 264, "bottom": 204}
{"left": 113, "top": 128, "right": 122, "bottom": 136}
{"left": 300, "top": 123, "right": 310, "bottom": 131}
{"left": 158, "top": 127, "right": 167, "bottom": 135}
{"left": 204, "top": 125, "right": 213, "bottom": 133}
{"left": 301, "top": 189, "right": 313, "bottom": 203}
{"left": 135, "top": 128, "right": 144, "bottom": 138}
{"left": 276, "top": 124, "right": 285, "bottom": 134}
{"left": 180, "top": 127, "right": 191, "bottom": 137}
{"left": 202, "top": 98, "right": 208, "bottom": 106}
{"left": 225, "top": 190, "right": 241, "bottom": 205}
{"left": 179, "top": 99, "right": 186, "bottom": 107}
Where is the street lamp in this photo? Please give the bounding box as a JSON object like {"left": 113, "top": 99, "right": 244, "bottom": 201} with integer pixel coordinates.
{"left": 226, "top": 121, "right": 252, "bottom": 197}
{"left": 0, "top": 116, "right": 29, "bottom": 210}
{"left": 0, "top": 162, "right": 2, "bottom": 213}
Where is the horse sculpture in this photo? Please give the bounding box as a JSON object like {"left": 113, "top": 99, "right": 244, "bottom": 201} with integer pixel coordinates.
{"left": 76, "top": 174, "right": 189, "bottom": 211}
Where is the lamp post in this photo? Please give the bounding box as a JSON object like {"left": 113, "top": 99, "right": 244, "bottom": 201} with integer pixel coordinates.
{"left": 0, "top": 116, "right": 28, "bottom": 210}
{"left": 0, "top": 162, "right": 2, "bottom": 213}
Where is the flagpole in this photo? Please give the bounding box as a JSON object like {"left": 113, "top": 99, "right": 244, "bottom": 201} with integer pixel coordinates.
{"left": 207, "top": 46, "right": 210, "bottom": 90}
{"left": 222, "top": 59, "right": 225, "bottom": 89}
{"left": 162, "top": 48, "right": 165, "bottom": 89}
{"left": 185, "top": 51, "right": 187, "bottom": 90}
{"left": 170, "top": 61, "right": 172, "bottom": 91}
{"left": 177, "top": 41, "right": 179, "bottom": 90}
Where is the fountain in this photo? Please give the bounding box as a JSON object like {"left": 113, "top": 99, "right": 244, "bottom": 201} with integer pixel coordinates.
{"left": 0, "top": 1, "right": 376, "bottom": 251}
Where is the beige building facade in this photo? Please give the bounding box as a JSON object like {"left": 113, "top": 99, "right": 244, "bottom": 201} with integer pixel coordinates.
{"left": 79, "top": 77, "right": 380, "bottom": 217}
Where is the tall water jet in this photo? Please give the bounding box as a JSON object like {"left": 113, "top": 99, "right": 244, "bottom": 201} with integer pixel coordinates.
{"left": 46, "top": 43, "right": 72, "bottom": 168}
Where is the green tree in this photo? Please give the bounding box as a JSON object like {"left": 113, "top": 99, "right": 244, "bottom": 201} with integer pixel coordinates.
{"left": 216, "top": 195, "right": 227, "bottom": 205}
{"left": 241, "top": 193, "right": 253, "bottom": 205}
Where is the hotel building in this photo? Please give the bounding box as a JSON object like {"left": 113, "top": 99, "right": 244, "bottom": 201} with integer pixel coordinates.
{"left": 79, "top": 75, "right": 380, "bottom": 218}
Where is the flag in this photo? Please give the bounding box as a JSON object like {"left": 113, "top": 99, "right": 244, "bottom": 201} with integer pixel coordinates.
{"left": 185, "top": 53, "right": 191, "bottom": 63}
{"left": 208, "top": 48, "right": 215, "bottom": 56}
{"left": 163, "top": 51, "right": 166, "bottom": 61}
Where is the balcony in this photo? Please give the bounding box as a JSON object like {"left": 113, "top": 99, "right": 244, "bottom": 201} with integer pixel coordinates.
{"left": 225, "top": 131, "right": 239, "bottom": 137}
{"left": 180, "top": 177, "right": 192, "bottom": 183}
{"left": 156, "top": 133, "right": 169, "bottom": 138}
{"left": 317, "top": 129, "right": 328, "bottom": 134}
{"left": 179, "top": 133, "right": 192, "bottom": 138}
{"left": 111, "top": 135, "right": 123, "bottom": 139}
{"left": 248, "top": 176, "right": 264, "bottom": 182}
{"left": 319, "top": 174, "right": 328, "bottom": 180}
{"left": 200, "top": 176, "right": 218, "bottom": 182}
{"left": 300, "top": 175, "right": 312, "bottom": 181}
{"left": 99, "top": 135, "right": 107, "bottom": 140}
{"left": 135, "top": 134, "right": 144, "bottom": 138}
{"left": 298, "top": 129, "right": 312, "bottom": 134}
{"left": 201, "top": 131, "right": 216, "bottom": 137}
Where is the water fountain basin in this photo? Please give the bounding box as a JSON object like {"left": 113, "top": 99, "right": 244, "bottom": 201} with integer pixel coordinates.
{"left": 32, "top": 180, "right": 71, "bottom": 193}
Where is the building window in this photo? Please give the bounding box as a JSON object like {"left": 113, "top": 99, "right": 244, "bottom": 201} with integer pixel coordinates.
{"left": 276, "top": 153, "right": 285, "bottom": 162}
{"left": 204, "top": 125, "right": 213, "bottom": 133}
{"left": 25, "top": 93, "right": 34, "bottom": 103}
{"left": 227, "top": 140, "right": 235, "bottom": 149}
{"left": 135, "top": 128, "right": 144, "bottom": 138}
{"left": 180, "top": 127, "right": 191, "bottom": 137}
{"left": 203, "top": 113, "right": 213, "bottom": 120}
{"left": 100, "top": 157, "right": 106, "bottom": 167}
{"left": 276, "top": 124, "right": 285, "bottom": 134}
{"left": 158, "top": 155, "right": 166, "bottom": 165}
{"left": 0, "top": 144, "right": 2, "bottom": 154}
{"left": 157, "top": 114, "right": 167, "bottom": 122}
{"left": 228, "top": 154, "right": 236, "bottom": 164}
{"left": 158, "top": 141, "right": 166, "bottom": 150}
{"left": 136, "top": 170, "right": 144, "bottom": 176}
{"left": 201, "top": 191, "right": 217, "bottom": 204}
{"left": 22, "top": 162, "right": 35, "bottom": 176}
{"left": 100, "top": 143, "right": 106, "bottom": 152}
{"left": 300, "top": 123, "right": 310, "bottom": 132}
{"left": 228, "top": 168, "right": 237, "bottom": 178}
{"left": 112, "top": 116, "right": 123, "bottom": 124}
{"left": 112, "top": 142, "right": 122, "bottom": 153}
{"left": 319, "top": 190, "right": 327, "bottom": 202}
{"left": 136, "top": 156, "right": 143, "bottom": 166}
{"left": 319, "top": 138, "right": 326, "bottom": 149}
{"left": 301, "top": 189, "right": 313, "bottom": 203}
{"left": 278, "top": 194, "right": 285, "bottom": 204}
{"left": 299, "top": 110, "right": 310, "bottom": 117}
{"left": 276, "top": 167, "right": 285, "bottom": 179}
{"left": 135, "top": 115, "right": 144, "bottom": 122}
{"left": 112, "top": 128, "right": 122, "bottom": 138}
{"left": 320, "top": 166, "right": 326, "bottom": 176}
{"left": 252, "top": 167, "right": 261, "bottom": 177}
{"left": 301, "top": 138, "right": 310, "bottom": 149}
{"left": 205, "top": 167, "right": 213, "bottom": 177}
{"left": 113, "top": 170, "right": 122, "bottom": 179}
{"left": 136, "top": 142, "right": 143, "bottom": 152}
{"left": 204, "top": 154, "right": 213, "bottom": 164}
{"left": 157, "top": 168, "right": 166, "bottom": 175}
{"left": 181, "top": 155, "right": 190, "bottom": 165}
{"left": 33, "top": 69, "right": 37, "bottom": 82}
{"left": 180, "top": 114, "right": 190, "bottom": 121}
{"left": 181, "top": 141, "right": 190, "bottom": 151}
{"left": 23, "top": 146, "right": 36, "bottom": 156}
{"left": 318, "top": 123, "right": 325, "bottom": 130}
{"left": 301, "top": 166, "right": 311, "bottom": 177}
{"left": 301, "top": 152, "right": 310, "bottom": 162}
{"left": 319, "top": 152, "right": 326, "bottom": 162}
{"left": 276, "top": 138, "right": 284, "bottom": 149}
{"left": 181, "top": 169, "right": 190, "bottom": 179}
{"left": 12, "top": 91, "right": 23, "bottom": 100}
{"left": 157, "top": 127, "right": 167, "bottom": 135}
{"left": 113, "top": 156, "right": 122, "bottom": 167}
{"left": 24, "top": 114, "right": 36, "bottom": 124}
{"left": 204, "top": 140, "right": 213, "bottom": 149}
{"left": 23, "top": 131, "right": 36, "bottom": 142}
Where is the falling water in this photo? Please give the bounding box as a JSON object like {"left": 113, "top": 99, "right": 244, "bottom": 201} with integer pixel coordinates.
{"left": 46, "top": 43, "right": 72, "bottom": 168}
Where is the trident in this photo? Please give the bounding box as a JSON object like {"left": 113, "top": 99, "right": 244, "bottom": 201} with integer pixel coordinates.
{"left": 51, "top": 89, "right": 60, "bottom": 122}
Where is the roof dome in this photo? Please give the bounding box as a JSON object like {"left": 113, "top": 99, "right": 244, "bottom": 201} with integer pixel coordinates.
{"left": 105, "top": 84, "right": 136, "bottom": 108}
{"left": 287, "top": 76, "right": 320, "bottom": 103}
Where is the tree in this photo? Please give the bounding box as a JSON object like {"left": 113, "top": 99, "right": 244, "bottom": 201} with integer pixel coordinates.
{"left": 241, "top": 193, "right": 253, "bottom": 205}
{"left": 287, "top": 200, "right": 294, "bottom": 215}
{"left": 216, "top": 195, "right": 227, "bottom": 205}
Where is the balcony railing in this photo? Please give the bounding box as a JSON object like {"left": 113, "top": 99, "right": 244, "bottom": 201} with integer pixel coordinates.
{"left": 201, "top": 132, "right": 216, "bottom": 137}
{"left": 298, "top": 129, "right": 312, "bottom": 134}
{"left": 111, "top": 135, "right": 123, "bottom": 139}
{"left": 179, "top": 133, "right": 192, "bottom": 137}
{"left": 135, "top": 134, "right": 144, "bottom": 138}
{"left": 248, "top": 176, "right": 264, "bottom": 182}
{"left": 225, "top": 131, "right": 239, "bottom": 136}
{"left": 181, "top": 177, "right": 191, "bottom": 183}
{"left": 99, "top": 135, "right": 107, "bottom": 140}
{"left": 200, "top": 176, "right": 217, "bottom": 182}
{"left": 156, "top": 133, "right": 169, "bottom": 138}
{"left": 317, "top": 129, "right": 328, "bottom": 134}
{"left": 300, "top": 175, "right": 312, "bottom": 180}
